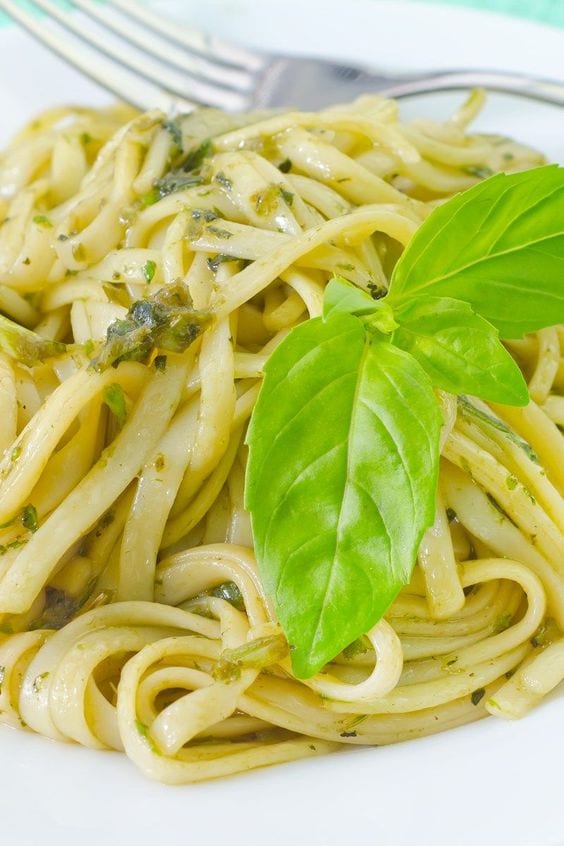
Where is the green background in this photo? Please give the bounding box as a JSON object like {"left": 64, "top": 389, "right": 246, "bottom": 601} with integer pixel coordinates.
{"left": 411, "top": 0, "right": 564, "bottom": 26}
{"left": 2, "top": 0, "right": 564, "bottom": 28}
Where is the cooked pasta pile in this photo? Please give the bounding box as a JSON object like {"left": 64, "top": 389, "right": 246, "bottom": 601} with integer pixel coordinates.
{"left": 0, "top": 92, "right": 563, "bottom": 783}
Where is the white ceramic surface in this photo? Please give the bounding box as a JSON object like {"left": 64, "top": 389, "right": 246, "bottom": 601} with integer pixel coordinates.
{"left": 1, "top": 3, "right": 564, "bottom": 845}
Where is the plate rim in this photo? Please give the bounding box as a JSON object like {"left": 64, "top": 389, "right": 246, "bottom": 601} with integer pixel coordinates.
{"left": 1, "top": 4, "right": 564, "bottom": 845}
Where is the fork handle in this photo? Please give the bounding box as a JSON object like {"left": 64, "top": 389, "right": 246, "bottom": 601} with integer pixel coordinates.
{"left": 257, "top": 60, "right": 564, "bottom": 110}
{"left": 380, "top": 70, "right": 564, "bottom": 106}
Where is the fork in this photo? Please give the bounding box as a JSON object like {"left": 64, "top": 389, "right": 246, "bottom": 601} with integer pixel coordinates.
{"left": 1, "top": 0, "right": 564, "bottom": 112}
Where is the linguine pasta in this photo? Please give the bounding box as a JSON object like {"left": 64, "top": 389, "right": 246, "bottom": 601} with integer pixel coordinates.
{"left": 0, "top": 92, "right": 562, "bottom": 783}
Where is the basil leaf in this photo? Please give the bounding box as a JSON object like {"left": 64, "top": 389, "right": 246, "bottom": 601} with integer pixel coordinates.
{"left": 393, "top": 297, "right": 529, "bottom": 405}
{"left": 324, "top": 276, "right": 398, "bottom": 333}
{"left": 388, "top": 166, "right": 564, "bottom": 338}
{"left": 323, "top": 276, "right": 380, "bottom": 319}
{"left": 246, "top": 314, "right": 442, "bottom": 677}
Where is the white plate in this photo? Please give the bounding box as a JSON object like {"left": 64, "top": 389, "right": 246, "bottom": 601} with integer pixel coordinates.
{"left": 1, "top": 3, "right": 564, "bottom": 845}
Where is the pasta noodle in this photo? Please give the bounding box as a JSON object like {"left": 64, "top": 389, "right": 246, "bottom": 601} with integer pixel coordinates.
{"left": 0, "top": 92, "right": 562, "bottom": 784}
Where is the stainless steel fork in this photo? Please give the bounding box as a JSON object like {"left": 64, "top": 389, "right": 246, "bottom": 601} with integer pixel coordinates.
{"left": 2, "top": 0, "right": 564, "bottom": 112}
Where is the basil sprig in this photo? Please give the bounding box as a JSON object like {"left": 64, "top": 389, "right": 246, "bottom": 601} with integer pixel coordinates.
{"left": 246, "top": 166, "right": 564, "bottom": 678}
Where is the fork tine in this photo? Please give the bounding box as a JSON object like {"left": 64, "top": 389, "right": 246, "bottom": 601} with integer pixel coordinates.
{"left": 107, "top": 0, "right": 265, "bottom": 73}
{"left": 0, "top": 0, "right": 193, "bottom": 113}
{"left": 24, "top": 0, "right": 249, "bottom": 111}
{"left": 70, "top": 0, "right": 256, "bottom": 93}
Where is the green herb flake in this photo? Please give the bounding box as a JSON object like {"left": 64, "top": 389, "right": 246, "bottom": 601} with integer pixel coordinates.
{"left": 0, "top": 538, "right": 27, "bottom": 556}
{"left": 83, "top": 339, "right": 96, "bottom": 357}
{"left": 154, "top": 453, "right": 165, "bottom": 472}
{"left": 214, "top": 171, "right": 232, "bottom": 191}
{"left": 162, "top": 119, "right": 183, "bottom": 153}
{"left": 343, "top": 715, "right": 369, "bottom": 731}
{"left": 493, "top": 612, "right": 513, "bottom": 634}
{"left": 135, "top": 719, "right": 160, "bottom": 753}
{"left": 184, "top": 138, "right": 212, "bottom": 171}
{"left": 80, "top": 132, "right": 93, "bottom": 145}
{"left": 103, "top": 383, "right": 127, "bottom": 428}
{"left": 191, "top": 208, "right": 218, "bottom": 222}
{"left": 506, "top": 474, "right": 519, "bottom": 490}
{"left": 140, "top": 188, "right": 160, "bottom": 207}
{"left": 530, "top": 618, "right": 557, "bottom": 648}
{"left": 0, "top": 315, "right": 66, "bottom": 367}
{"left": 95, "top": 511, "right": 115, "bottom": 537}
{"left": 251, "top": 185, "right": 281, "bottom": 217}
{"left": 142, "top": 259, "right": 157, "bottom": 284}
{"left": 154, "top": 173, "right": 201, "bottom": 199}
{"left": 342, "top": 637, "right": 369, "bottom": 660}
{"left": 213, "top": 633, "right": 288, "bottom": 683}
{"left": 211, "top": 581, "right": 244, "bottom": 611}
{"left": 523, "top": 486, "right": 536, "bottom": 505}
{"left": 207, "top": 253, "right": 236, "bottom": 273}
{"left": 446, "top": 507, "right": 457, "bottom": 522}
{"left": 32, "top": 214, "right": 53, "bottom": 228}
{"left": 486, "top": 493, "right": 510, "bottom": 522}
{"left": 32, "top": 671, "right": 50, "bottom": 693}
{"left": 458, "top": 397, "right": 538, "bottom": 463}
{"left": 30, "top": 586, "right": 84, "bottom": 630}
{"left": 278, "top": 158, "right": 292, "bottom": 173}
{"left": 464, "top": 165, "right": 494, "bottom": 179}
{"left": 149, "top": 139, "right": 213, "bottom": 202}
{"left": 21, "top": 504, "right": 39, "bottom": 533}
{"left": 136, "top": 719, "right": 150, "bottom": 738}
{"left": 279, "top": 187, "right": 294, "bottom": 206}
{"left": 471, "top": 688, "right": 486, "bottom": 706}
{"left": 206, "top": 225, "right": 232, "bottom": 239}
{"left": 367, "top": 280, "right": 387, "bottom": 300}
{"left": 92, "top": 281, "right": 210, "bottom": 372}
{"left": 154, "top": 354, "right": 167, "bottom": 372}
